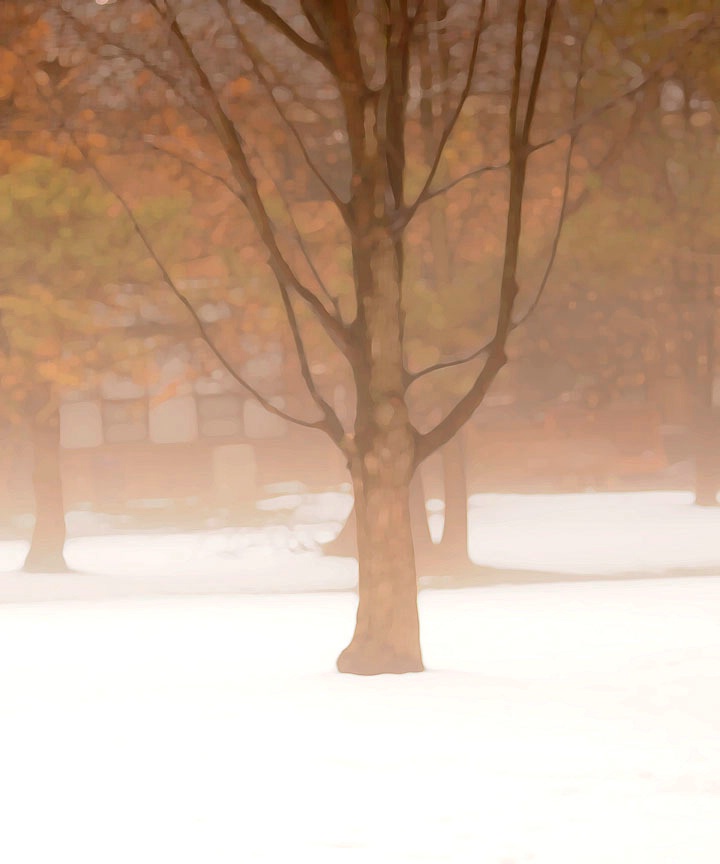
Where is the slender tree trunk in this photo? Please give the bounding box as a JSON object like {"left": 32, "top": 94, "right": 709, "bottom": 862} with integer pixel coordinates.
{"left": 694, "top": 281, "right": 718, "bottom": 506}
{"left": 418, "top": 434, "right": 488, "bottom": 583}
{"left": 409, "top": 469, "right": 435, "bottom": 564}
{"left": 694, "top": 414, "right": 719, "bottom": 506}
{"left": 24, "top": 416, "right": 68, "bottom": 572}
{"left": 324, "top": 498, "right": 357, "bottom": 557}
{"left": 436, "top": 433, "right": 470, "bottom": 566}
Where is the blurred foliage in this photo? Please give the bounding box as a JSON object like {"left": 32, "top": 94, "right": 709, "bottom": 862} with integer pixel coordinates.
{"left": 1, "top": 0, "right": 719, "bottom": 435}
{"left": 0, "top": 153, "right": 191, "bottom": 425}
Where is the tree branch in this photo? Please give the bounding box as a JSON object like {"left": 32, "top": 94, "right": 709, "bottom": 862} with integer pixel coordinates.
{"left": 57, "top": 6, "right": 209, "bottom": 123}
{"left": 142, "top": 135, "right": 245, "bottom": 199}
{"left": 276, "top": 284, "right": 345, "bottom": 443}
{"left": 529, "top": 14, "right": 717, "bottom": 156}
{"left": 408, "top": 159, "right": 509, "bottom": 210}
{"left": 415, "top": 0, "right": 559, "bottom": 465}
{"left": 401, "top": 0, "right": 487, "bottom": 226}
{"left": 512, "top": 132, "right": 574, "bottom": 329}
{"left": 247, "top": 143, "right": 343, "bottom": 319}
{"left": 520, "top": 0, "right": 557, "bottom": 143}
{"left": 239, "top": 0, "right": 333, "bottom": 70}
{"left": 155, "top": 1, "right": 354, "bottom": 360}
{"left": 74, "top": 139, "right": 328, "bottom": 432}
{"left": 217, "top": 0, "right": 350, "bottom": 219}
{"left": 405, "top": 336, "right": 493, "bottom": 385}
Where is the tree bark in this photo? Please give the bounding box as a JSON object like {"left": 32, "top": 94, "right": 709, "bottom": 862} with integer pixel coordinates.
{"left": 419, "top": 434, "right": 488, "bottom": 583}
{"left": 694, "top": 415, "right": 719, "bottom": 507}
{"left": 337, "top": 457, "right": 423, "bottom": 675}
{"left": 436, "top": 433, "right": 469, "bottom": 566}
{"left": 324, "top": 499, "right": 357, "bottom": 557}
{"left": 24, "top": 416, "right": 68, "bottom": 572}
{"left": 336, "top": 230, "right": 424, "bottom": 675}
{"left": 325, "top": 470, "right": 433, "bottom": 561}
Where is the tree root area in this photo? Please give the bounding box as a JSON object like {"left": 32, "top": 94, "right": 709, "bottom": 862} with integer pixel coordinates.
{"left": 336, "top": 639, "right": 424, "bottom": 676}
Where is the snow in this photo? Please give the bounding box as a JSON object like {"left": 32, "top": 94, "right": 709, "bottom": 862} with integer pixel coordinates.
{"left": 1, "top": 491, "right": 720, "bottom": 863}
{"left": 467, "top": 491, "right": 720, "bottom": 576}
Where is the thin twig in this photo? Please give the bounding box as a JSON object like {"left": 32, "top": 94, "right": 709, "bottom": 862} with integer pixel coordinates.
{"left": 79, "top": 141, "right": 326, "bottom": 431}
{"left": 154, "top": 0, "right": 352, "bottom": 357}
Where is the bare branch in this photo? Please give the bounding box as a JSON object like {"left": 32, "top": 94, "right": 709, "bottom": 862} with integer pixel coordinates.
{"left": 217, "top": 0, "right": 350, "bottom": 219}
{"left": 530, "top": 14, "right": 717, "bottom": 155}
{"left": 383, "top": 0, "right": 412, "bottom": 212}
{"left": 415, "top": 0, "right": 559, "bottom": 465}
{"left": 406, "top": 336, "right": 493, "bottom": 385}
{"left": 406, "top": 139, "right": 575, "bottom": 387}
{"left": 411, "top": 159, "right": 508, "bottom": 209}
{"left": 508, "top": 0, "right": 527, "bottom": 145}
{"left": 402, "top": 0, "right": 488, "bottom": 225}
{"left": 299, "top": 0, "right": 328, "bottom": 44}
{"left": 276, "top": 284, "right": 345, "bottom": 442}
{"left": 413, "top": 345, "right": 507, "bottom": 464}
{"left": 319, "top": 1, "right": 369, "bottom": 179}
{"left": 239, "top": 0, "right": 333, "bottom": 70}
{"left": 57, "top": 6, "right": 209, "bottom": 122}
{"left": 248, "top": 144, "right": 343, "bottom": 319}
{"left": 154, "top": 1, "right": 354, "bottom": 360}
{"left": 520, "top": 0, "right": 557, "bottom": 143}
{"left": 410, "top": 0, "right": 582, "bottom": 387}
{"left": 513, "top": 134, "right": 574, "bottom": 328}
{"left": 75, "top": 140, "right": 327, "bottom": 432}
{"left": 142, "top": 135, "right": 245, "bottom": 198}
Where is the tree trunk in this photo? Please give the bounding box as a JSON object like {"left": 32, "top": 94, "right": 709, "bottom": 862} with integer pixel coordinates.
{"left": 325, "top": 470, "right": 433, "bottom": 561}
{"left": 409, "top": 469, "right": 435, "bottom": 564}
{"left": 336, "top": 228, "right": 424, "bottom": 675}
{"left": 694, "top": 283, "right": 718, "bottom": 506}
{"left": 436, "top": 433, "right": 470, "bottom": 567}
{"left": 24, "top": 417, "right": 68, "bottom": 572}
{"left": 337, "top": 458, "right": 423, "bottom": 675}
{"left": 324, "top": 499, "right": 357, "bottom": 557}
{"left": 417, "top": 434, "right": 488, "bottom": 583}
{"left": 694, "top": 415, "right": 719, "bottom": 506}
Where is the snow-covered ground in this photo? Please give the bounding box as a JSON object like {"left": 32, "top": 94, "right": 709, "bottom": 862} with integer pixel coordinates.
{"left": 1, "top": 492, "right": 720, "bottom": 863}
{"left": 2, "top": 490, "right": 719, "bottom": 601}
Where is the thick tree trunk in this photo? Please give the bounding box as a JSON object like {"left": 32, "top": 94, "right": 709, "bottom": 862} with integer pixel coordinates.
{"left": 325, "top": 471, "right": 432, "bottom": 561}
{"left": 337, "top": 458, "right": 423, "bottom": 675}
{"left": 336, "top": 227, "right": 424, "bottom": 675}
{"left": 24, "top": 418, "right": 68, "bottom": 572}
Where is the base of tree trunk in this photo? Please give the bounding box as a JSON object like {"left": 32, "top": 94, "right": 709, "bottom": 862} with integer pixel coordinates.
{"left": 23, "top": 553, "right": 69, "bottom": 573}
{"left": 336, "top": 638, "right": 424, "bottom": 676}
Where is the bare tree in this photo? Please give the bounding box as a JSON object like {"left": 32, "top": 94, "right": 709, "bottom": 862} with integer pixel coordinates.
{"left": 41, "top": 0, "right": 717, "bottom": 673}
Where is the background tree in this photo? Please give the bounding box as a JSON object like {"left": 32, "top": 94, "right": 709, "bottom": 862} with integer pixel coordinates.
{"left": 0, "top": 151, "right": 190, "bottom": 570}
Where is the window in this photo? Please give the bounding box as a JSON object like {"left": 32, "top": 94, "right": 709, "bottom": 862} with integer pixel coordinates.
{"left": 102, "top": 399, "right": 148, "bottom": 444}
{"left": 197, "top": 394, "right": 243, "bottom": 438}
